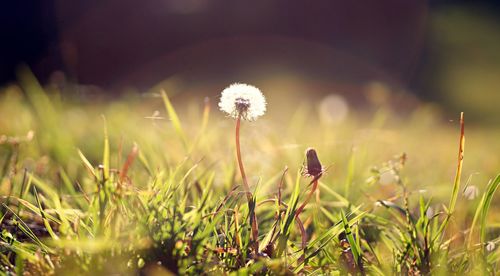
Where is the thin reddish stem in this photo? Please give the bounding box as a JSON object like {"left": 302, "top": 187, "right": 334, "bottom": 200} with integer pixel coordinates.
{"left": 295, "top": 178, "right": 319, "bottom": 218}
{"left": 235, "top": 116, "right": 251, "bottom": 201}
{"left": 295, "top": 177, "right": 320, "bottom": 264}
{"left": 235, "top": 115, "right": 259, "bottom": 250}
{"left": 295, "top": 216, "right": 307, "bottom": 264}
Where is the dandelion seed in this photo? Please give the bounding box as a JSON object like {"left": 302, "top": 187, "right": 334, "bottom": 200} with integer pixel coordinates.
{"left": 487, "top": 241, "right": 496, "bottom": 252}
{"left": 218, "top": 83, "right": 266, "bottom": 121}
{"left": 144, "top": 110, "right": 165, "bottom": 120}
{"left": 426, "top": 207, "right": 434, "bottom": 219}
{"left": 463, "top": 185, "right": 479, "bottom": 200}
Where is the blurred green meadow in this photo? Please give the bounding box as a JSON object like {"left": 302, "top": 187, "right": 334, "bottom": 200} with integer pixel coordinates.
{"left": 1, "top": 71, "right": 500, "bottom": 275}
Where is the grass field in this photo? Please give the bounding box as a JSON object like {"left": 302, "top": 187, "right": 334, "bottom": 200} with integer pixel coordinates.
{"left": 1, "top": 73, "right": 500, "bottom": 275}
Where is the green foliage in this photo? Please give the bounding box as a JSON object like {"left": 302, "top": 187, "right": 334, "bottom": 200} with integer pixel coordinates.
{"left": 0, "top": 77, "right": 500, "bottom": 275}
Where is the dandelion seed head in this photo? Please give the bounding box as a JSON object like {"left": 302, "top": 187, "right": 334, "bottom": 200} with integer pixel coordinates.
{"left": 219, "top": 83, "right": 266, "bottom": 121}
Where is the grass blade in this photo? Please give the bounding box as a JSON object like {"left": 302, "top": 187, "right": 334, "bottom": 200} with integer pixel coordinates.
{"left": 480, "top": 174, "right": 500, "bottom": 251}
{"left": 102, "top": 116, "right": 110, "bottom": 180}
{"left": 161, "top": 90, "right": 188, "bottom": 149}
{"left": 435, "top": 112, "right": 465, "bottom": 242}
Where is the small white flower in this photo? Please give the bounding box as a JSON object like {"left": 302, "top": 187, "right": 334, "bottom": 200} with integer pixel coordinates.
{"left": 218, "top": 83, "right": 267, "bottom": 121}
{"left": 463, "top": 185, "right": 479, "bottom": 200}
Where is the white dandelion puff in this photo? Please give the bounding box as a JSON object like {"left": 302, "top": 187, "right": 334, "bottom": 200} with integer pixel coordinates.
{"left": 218, "top": 83, "right": 267, "bottom": 121}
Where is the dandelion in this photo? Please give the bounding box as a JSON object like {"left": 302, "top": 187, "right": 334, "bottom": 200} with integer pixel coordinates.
{"left": 297, "top": 148, "right": 324, "bottom": 216}
{"left": 295, "top": 148, "right": 324, "bottom": 260}
{"left": 219, "top": 83, "right": 266, "bottom": 121}
{"left": 302, "top": 147, "right": 324, "bottom": 178}
{"left": 219, "top": 82, "right": 266, "bottom": 251}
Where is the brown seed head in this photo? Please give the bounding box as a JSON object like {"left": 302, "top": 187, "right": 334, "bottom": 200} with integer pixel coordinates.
{"left": 305, "top": 148, "right": 323, "bottom": 177}
{"left": 234, "top": 97, "right": 250, "bottom": 118}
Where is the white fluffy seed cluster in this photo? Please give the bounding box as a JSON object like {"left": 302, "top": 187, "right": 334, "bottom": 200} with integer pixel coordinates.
{"left": 218, "top": 83, "right": 267, "bottom": 121}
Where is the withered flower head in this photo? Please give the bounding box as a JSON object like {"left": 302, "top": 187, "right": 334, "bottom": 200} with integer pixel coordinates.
{"left": 303, "top": 147, "right": 323, "bottom": 177}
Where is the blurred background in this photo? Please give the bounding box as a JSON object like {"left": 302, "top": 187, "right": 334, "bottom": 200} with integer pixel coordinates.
{"left": 1, "top": 0, "right": 500, "bottom": 122}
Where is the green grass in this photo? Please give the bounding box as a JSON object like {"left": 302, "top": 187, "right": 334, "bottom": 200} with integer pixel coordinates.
{"left": 1, "top": 75, "right": 500, "bottom": 275}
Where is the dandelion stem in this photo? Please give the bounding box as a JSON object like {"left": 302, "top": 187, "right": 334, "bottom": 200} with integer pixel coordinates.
{"left": 235, "top": 115, "right": 251, "bottom": 201}
{"left": 235, "top": 114, "right": 259, "bottom": 250}
{"left": 295, "top": 177, "right": 320, "bottom": 218}
{"left": 294, "top": 176, "right": 320, "bottom": 256}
